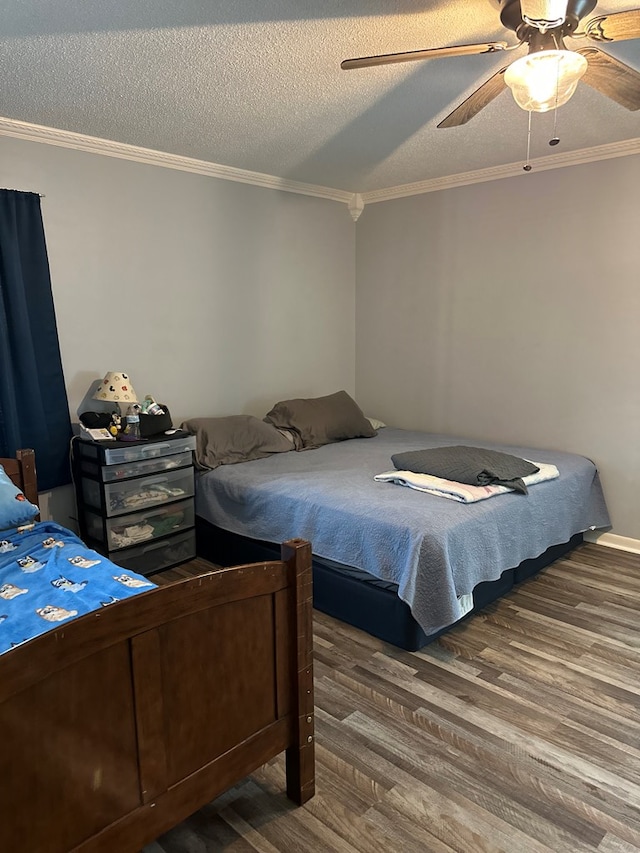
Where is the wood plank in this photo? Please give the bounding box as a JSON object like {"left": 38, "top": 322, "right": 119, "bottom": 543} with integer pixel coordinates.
{"left": 131, "top": 630, "right": 168, "bottom": 803}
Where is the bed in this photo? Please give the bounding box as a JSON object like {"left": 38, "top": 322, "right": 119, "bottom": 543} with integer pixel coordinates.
{"left": 0, "top": 448, "right": 314, "bottom": 853}
{"left": 186, "top": 397, "right": 610, "bottom": 652}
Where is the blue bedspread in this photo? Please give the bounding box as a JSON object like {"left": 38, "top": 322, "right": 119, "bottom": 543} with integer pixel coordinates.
{"left": 0, "top": 521, "right": 156, "bottom": 655}
{"left": 195, "top": 428, "right": 611, "bottom": 636}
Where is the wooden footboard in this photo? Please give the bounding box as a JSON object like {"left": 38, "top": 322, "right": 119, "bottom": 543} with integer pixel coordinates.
{"left": 0, "top": 513, "right": 314, "bottom": 852}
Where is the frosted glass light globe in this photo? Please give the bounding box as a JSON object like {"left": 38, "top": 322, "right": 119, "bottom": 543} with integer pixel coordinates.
{"left": 504, "top": 50, "right": 588, "bottom": 112}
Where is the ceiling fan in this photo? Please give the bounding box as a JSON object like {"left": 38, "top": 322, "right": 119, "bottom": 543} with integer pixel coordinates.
{"left": 341, "top": 1, "right": 640, "bottom": 127}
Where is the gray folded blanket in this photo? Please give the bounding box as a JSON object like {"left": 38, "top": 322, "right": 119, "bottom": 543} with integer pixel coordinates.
{"left": 390, "top": 445, "right": 540, "bottom": 495}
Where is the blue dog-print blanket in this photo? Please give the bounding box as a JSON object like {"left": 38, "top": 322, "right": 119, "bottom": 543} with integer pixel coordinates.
{"left": 0, "top": 520, "right": 156, "bottom": 655}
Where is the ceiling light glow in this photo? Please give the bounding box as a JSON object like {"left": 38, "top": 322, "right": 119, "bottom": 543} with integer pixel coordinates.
{"left": 504, "top": 49, "right": 588, "bottom": 112}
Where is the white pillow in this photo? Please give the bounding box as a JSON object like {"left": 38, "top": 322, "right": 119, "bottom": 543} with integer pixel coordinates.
{"left": 367, "top": 417, "right": 386, "bottom": 430}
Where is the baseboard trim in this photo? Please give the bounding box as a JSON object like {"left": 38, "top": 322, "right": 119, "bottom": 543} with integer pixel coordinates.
{"left": 583, "top": 531, "right": 640, "bottom": 555}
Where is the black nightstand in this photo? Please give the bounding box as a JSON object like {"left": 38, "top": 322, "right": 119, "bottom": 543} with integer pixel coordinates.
{"left": 72, "top": 431, "right": 197, "bottom": 576}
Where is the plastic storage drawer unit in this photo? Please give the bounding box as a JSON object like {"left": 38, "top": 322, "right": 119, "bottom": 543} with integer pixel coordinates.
{"left": 73, "top": 431, "right": 197, "bottom": 577}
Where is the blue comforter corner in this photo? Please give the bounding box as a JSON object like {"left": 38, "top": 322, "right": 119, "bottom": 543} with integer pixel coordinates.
{"left": 0, "top": 520, "right": 156, "bottom": 654}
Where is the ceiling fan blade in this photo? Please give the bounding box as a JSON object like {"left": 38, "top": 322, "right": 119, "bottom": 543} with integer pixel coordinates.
{"left": 577, "top": 48, "right": 640, "bottom": 111}
{"left": 437, "top": 67, "right": 508, "bottom": 128}
{"left": 340, "top": 42, "right": 508, "bottom": 71}
{"left": 584, "top": 8, "right": 640, "bottom": 42}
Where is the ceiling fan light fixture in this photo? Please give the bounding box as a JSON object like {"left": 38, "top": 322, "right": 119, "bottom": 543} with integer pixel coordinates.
{"left": 504, "top": 49, "right": 587, "bottom": 111}
{"left": 520, "top": 0, "right": 568, "bottom": 30}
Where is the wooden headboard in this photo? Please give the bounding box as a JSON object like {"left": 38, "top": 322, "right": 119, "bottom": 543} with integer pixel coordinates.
{"left": 0, "top": 448, "right": 38, "bottom": 507}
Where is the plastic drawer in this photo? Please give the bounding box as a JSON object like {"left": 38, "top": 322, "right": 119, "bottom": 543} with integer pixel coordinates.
{"left": 84, "top": 499, "right": 195, "bottom": 551}
{"left": 77, "top": 434, "right": 196, "bottom": 465}
{"left": 81, "top": 467, "right": 194, "bottom": 516}
{"left": 109, "top": 529, "right": 196, "bottom": 576}
{"left": 101, "top": 435, "right": 196, "bottom": 464}
{"left": 80, "top": 449, "right": 193, "bottom": 483}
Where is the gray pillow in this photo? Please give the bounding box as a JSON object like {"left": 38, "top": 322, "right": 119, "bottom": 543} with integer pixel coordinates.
{"left": 180, "top": 415, "right": 294, "bottom": 470}
{"left": 264, "top": 390, "right": 376, "bottom": 450}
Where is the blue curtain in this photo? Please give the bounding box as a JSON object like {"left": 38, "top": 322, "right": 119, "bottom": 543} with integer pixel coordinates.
{"left": 0, "top": 190, "right": 72, "bottom": 491}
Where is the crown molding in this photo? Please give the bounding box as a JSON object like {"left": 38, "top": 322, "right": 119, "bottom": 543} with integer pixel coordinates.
{"left": 0, "top": 115, "right": 353, "bottom": 204}
{"left": 348, "top": 193, "right": 364, "bottom": 222}
{"left": 360, "top": 138, "right": 640, "bottom": 205}
{"left": 1, "top": 115, "right": 638, "bottom": 215}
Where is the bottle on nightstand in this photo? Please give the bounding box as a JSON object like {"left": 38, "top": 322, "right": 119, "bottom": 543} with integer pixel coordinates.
{"left": 121, "top": 404, "right": 141, "bottom": 441}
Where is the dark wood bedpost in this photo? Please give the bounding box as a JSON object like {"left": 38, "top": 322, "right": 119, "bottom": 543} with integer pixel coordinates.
{"left": 282, "top": 537, "right": 315, "bottom": 805}
{"left": 16, "top": 448, "right": 38, "bottom": 509}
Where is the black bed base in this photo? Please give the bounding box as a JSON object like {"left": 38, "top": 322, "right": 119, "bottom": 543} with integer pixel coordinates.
{"left": 195, "top": 517, "right": 583, "bottom": 651}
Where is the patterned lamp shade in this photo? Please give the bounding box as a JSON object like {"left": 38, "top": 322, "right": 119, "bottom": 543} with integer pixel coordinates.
{"left": 93, "top": 372, "right": 138, "bottom": 406}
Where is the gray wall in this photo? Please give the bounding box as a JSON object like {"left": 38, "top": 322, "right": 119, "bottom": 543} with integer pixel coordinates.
{"left": 2, "top": 133, "right": 638, "bottom": 539}
{"left": 355, "top": 155, "right": 640, "bottom": 540}
{"left": 0, "top": 135, "right": 355, "bottom": 523}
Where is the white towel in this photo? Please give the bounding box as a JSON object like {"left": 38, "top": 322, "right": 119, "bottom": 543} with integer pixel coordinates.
{"left": 374, "top": 461, "right": 559, "bottom": 504}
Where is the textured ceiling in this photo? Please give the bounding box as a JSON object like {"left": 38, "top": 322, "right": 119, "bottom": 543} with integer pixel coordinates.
{"left": 1, "top": 0, "right": 638, "bottom": 194}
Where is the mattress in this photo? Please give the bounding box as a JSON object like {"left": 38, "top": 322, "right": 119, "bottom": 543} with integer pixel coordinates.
{"left": 195, "top": 428, "right": 610, "bottom": 641}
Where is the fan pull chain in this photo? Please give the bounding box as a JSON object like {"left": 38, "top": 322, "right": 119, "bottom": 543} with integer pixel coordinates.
{"left": 550, "top": 54, "right": 561, "bottom": 146}
{"left": 523, "top": 110, "right": 533, "bottom": 172}
{"left": 550, "top": 108, "right": 560, "bottom": 146}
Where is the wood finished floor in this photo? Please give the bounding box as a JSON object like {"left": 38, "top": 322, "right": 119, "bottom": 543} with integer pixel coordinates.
{"left": 144, "top": 543, "right": 640, "bottom": 852}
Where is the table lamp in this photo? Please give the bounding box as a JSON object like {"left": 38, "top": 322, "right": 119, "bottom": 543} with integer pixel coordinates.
{"left": 92, "top": 371, "right": 139, "bottom": 415}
